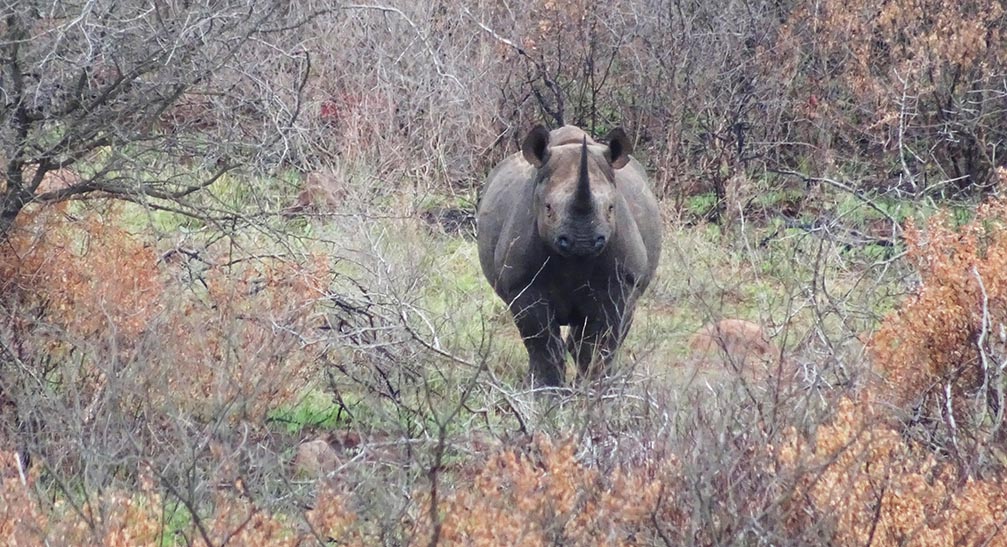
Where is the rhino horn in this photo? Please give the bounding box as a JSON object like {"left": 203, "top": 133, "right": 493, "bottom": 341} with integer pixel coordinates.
{"left": 574, "top": 136, "right": 592, "bottom": 212}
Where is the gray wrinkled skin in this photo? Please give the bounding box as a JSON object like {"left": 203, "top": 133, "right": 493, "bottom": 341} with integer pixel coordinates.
{"left": 477, "top": 125, "right": 662, "bottom": 387}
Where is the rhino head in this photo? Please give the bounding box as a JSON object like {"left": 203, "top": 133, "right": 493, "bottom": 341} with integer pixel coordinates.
{"left": 521, "top": 125, "right": 633, "bottom": 258}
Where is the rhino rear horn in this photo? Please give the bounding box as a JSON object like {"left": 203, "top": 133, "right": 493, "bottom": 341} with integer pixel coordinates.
{"left": 604, "top": 128, "right": 632, "bottom": 169}
{"left": 522, "top": 125, "right": 551, "bottom": 168}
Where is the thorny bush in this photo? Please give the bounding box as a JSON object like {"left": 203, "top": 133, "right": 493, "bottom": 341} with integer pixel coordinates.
{"left": 1, "top": 204, "right": 329, "bottom": 424}
{"left": 872, "top": 167, "right": 1007, "bottom": 477}
{"left": 4, "top": 0, "right": 1007, "bottom": 544}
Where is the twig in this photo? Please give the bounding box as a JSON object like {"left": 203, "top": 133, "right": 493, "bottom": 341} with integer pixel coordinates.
{"left": 423, "top": 345, "right": 487, "bottom": 547}
{"left": 160, "top": 475, "right": 215, "bottom": 547}
{"left": 944, "top": 382, "right": 961, "bottom": 465}
{"left": 895, "top": 69, "right": 919, "bottom": 195}
{"left": 973, "top": 266, "right": 1006, "bottom": 439}
{"left": 652, "top": 483, "right": 674, "bottom": 547}
{"left": 341, "top": 4, "right": 463, "bottom": 90}
{"left": 0, "top": 338, "right": 43, "bottom": 388}
{"left": 460, "top": 6, "right": 530, "bottom": 59}
{"left": 769, "top": 169, "right": 903, "bottom": 235}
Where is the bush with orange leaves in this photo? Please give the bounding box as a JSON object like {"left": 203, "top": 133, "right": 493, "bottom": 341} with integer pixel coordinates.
{"left": 410, "top": 436, "right": 681, "bottom": 546}
{"left": 0, "top": 210, "right": 336, "bottom": 543}
{"left": 0, "top": 447, "right": 364, "bottom": 546}
{"left": 872, "top": 170, "right": 1007, "bottom": 472}
{"left": 0, "top": 202, "right": 330, "bottom": 452}
{"left": 775, "top": 396, "right": 1007, "bottom": 545}
{"left": 147, "top": 250, "right": 330, "bottom": 421}
{"left": 0, "top": 202, "right": 361, "bottom": 544}
{"left": 0, "top": 449, "right": 162, "bottom": 546}
{"left": 0, "top": 203, "right": 164, "bottom": 348}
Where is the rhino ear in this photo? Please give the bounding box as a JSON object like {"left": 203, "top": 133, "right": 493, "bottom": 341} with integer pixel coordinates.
{"left": 604, "top": 128, "right": 632, "bottom": 169}
{"left": 522, "top": 125, "right": 551, "bottom": 168}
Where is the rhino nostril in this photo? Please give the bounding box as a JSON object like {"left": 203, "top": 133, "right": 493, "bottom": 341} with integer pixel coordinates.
{"left": 594, "top": 235, "right": 607, "bottom": 250}
{"left": 556, "top": 236, "right": 571, "bottom": 252}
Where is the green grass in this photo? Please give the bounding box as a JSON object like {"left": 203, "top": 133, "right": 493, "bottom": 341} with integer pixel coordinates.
{"left": 159, "top": 499, "right": 195, "bottom": 547}
{"left": 685, "top": 191, "right": 718, "bottom": 218}
{"left": 267, "top": 389, "right": 350, "bottom": 435}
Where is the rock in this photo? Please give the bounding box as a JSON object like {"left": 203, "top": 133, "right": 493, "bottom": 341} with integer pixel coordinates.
{"left": 292, "top": 438, "right": 340, "bottom": 477}
{"left": 687, "top": 318, "right": 789, "bottom": 386}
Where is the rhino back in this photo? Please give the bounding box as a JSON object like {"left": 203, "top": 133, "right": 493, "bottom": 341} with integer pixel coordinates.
{"left": 549, "top": 125, "right": 597, "bottom": 147}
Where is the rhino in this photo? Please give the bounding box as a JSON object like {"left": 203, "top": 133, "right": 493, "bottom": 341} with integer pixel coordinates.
{"left": 477, "top": 125, "right": 662, "bottom": 386}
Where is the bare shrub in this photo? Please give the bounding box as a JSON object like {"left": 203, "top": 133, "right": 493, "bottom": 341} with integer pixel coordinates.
{"left": 0, "top": 1, "right": 316, "bottom": 235}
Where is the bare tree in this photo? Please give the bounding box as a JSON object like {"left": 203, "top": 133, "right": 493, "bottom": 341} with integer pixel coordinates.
{"left": 0, "top": 0, "right": 314, "bottom": 237}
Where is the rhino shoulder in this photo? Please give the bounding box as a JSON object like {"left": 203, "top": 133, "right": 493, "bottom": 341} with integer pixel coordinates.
{"left": 613, "top": 159, "right": 662, "bottom": 283}
{"left": 477, "top": 155, "right": 540, "bottom": 295}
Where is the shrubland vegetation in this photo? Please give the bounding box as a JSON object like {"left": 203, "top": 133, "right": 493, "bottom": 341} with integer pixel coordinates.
{"left": 2, "top": 0, "right": 1007, "bottom": 544}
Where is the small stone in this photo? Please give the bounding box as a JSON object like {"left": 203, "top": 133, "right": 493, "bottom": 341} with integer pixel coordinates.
{"left": 293, "top": 438, "right": 340, "bottom": 477}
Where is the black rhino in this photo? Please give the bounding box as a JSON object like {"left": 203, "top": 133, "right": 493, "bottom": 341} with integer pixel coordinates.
{"left": 477, "top": 125, "right": 662, "bottom": 386}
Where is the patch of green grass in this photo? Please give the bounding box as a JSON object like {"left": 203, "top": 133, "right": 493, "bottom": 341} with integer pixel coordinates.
{"left": 752, "top": 187, "right": 805, "bottom": 212}
{"left": 413, "top": 190, "right": 477, "bottom": 213}
{"left": 268, "top": 389, "right": 349, "bottom": 435}
{"left": 111, "top": 201, "right": 202, "bottom": 234}
{"left": 420, "top": 240, "right": 494, "bottom": 311}
{"left": 159, "top": 499, "right": 195, "bottom": 547}
{"left": 685, "top": 192, "right": 718, "bottom": 218}
{"left": 634, "top": 205, "right": 908, "bottom": 381}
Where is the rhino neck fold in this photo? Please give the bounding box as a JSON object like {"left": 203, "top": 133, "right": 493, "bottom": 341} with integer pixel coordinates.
{"left": 574, "top": 137, "right": 592, "bottom": 213}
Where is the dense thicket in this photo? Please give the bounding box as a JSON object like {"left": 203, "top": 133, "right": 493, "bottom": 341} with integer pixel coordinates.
{"left": 2, "top": 1, "right": 1007, "bottom": 544}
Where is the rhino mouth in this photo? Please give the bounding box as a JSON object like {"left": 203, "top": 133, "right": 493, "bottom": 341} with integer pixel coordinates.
{"left": 554, "top": 234, "right": 608, "bottom": 258}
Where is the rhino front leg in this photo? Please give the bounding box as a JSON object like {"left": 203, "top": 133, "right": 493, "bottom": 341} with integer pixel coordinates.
{"left": 569, "top": 323, "right": 617, "bottom": 380}
{"left": 570, "top": 306, "right": 635, "bottom": 381}
{"left": 525, "top": 325, "right": 566, "bottom": 387}
{"left": 510, "top": 297, "right": 566, "bottom": 387}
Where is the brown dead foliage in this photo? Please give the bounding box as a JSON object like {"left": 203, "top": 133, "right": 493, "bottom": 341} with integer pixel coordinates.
{"left": 871, "top": 169, "right": 1007, "bottom": 471}
{"left": 410, "top": 435, "right": 681, "bottom": 547}
{"left": 0, "top": 203, "right": 328, "bottom": 424}
{"left": 775, "top": 396, "right": 1007, "bottom": 546}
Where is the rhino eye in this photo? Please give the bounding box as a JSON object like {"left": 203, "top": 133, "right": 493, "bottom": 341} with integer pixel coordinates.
{"left": 608, "top": 204, "right": 615, "bottom": 213}
{"left": 545, "top": 203, "right": 554, "bottom": 215}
